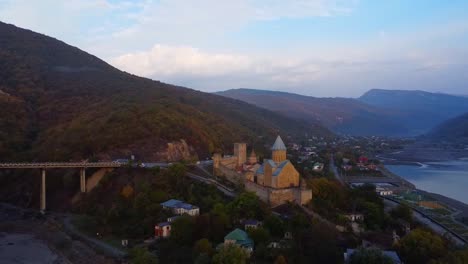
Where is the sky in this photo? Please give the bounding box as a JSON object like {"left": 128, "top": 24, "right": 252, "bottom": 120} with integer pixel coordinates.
{"left": 1, "top": 0, "right": 468, "bottom": 97}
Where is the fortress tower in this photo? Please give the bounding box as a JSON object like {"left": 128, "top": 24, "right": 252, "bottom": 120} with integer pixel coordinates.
{"left": 234, "top": 143, "right": 247, "bottom": 166}
{"left": 248, "top": 149, "right": 257, "bottom": 164}
{"left": 271, "top": 136, "right": 287, "bottom": 163}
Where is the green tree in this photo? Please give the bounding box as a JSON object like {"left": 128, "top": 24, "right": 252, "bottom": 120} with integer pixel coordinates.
{"left": 349, "top": 247, "right": 394, "bottom": 264}
{"left": 129, "top": 247, "right": 158, "bottom": 264}
{"left": 430, "top": 247, "right": 468, "bottom": 264}
{"left": 247, "top": 227, "right": 271, "bottom": 246}
{"left": 228, "top": 192, "right": 265, "bottom": 220}
{"left": 170, "top": 215, "right": 195, "bottom": 246}
{"left": 363, "top": 201, "right": 385, "bottom": 230}
{"left": 398, "top": 228, "right": 447, "bottom": 264}
{"left": 193, "top": 238, "right": 214, "bottom": 258}
{"left": 390, "top": 203, "right": 413, "bottom": 223}
{"left": 212, "top": 244, "right": 249, "bottom": 264}
{"left": 264, "top": 215, "right": 285, "bottom": 238}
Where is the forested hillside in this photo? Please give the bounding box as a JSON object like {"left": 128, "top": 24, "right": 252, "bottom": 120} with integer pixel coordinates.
{"left": 424, "top": 113, "right": 468, "bottom": 142}
{"left": 359, "top": 89, "right": 468, "bottom": 135}
{"left": 0, "top": 22, "right": 329, "bottom": 162}
{"left": 217, "top": 89, "right": 407, "bottom": 136}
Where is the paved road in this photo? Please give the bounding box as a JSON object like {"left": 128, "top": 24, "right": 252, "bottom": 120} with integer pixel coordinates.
{"left": 329, "top": 155, "right": 345, "bottom": 185}
{"left": 383, "top": 198, "right": 466, "bottom": 247}
{"left": 186, "top": 172, "right": 236, "bottom": 198}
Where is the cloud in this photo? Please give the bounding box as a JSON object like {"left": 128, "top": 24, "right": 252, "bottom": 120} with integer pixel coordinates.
{"left": 111, "top": 37, "right": 468, "bottom": 97}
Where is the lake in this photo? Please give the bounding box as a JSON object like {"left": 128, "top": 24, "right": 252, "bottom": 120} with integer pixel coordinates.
{"left": 386, "top": 158, "right": 468, "bottom": 204}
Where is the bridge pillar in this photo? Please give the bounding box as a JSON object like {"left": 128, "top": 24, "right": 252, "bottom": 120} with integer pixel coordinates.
{"left": 80, "top": 168, "right": 86, "bottom": 193}
{"left": 40, "top": 169, "right": 46, "bottom": 213}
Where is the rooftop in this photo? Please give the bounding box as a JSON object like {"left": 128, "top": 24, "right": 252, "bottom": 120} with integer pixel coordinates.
{"left": 272, "top": 135, "right": 287, "bottom": 151}
{"left": 161, "top": 199, "right": 198, "bottom": 210}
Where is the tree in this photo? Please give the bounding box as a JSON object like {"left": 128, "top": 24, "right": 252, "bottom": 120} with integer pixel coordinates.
{"left": 363, "top": 201, "right": 385, "bottom": 230}
{"left": 247, "top": 227, "right": 271, "bottom": 246}
{"left": 170, "top": 215, "right": 195, "bottom": 246}
{"left": 349, "top": 247, "right": 394, "bottom": 264}
{"left": 430, "top": 247, "right": 468, "bottom": 264}
{"left": 129, "top": 247, "right": 158, "bottom": 264}
{"left": 398, "top": 228, "right": 447, "bottom": 264}
{"left": 390, "top": 203, "right": 413, "bottom": 223}
{"left": 193, "top": 238, "right": 214, "bottom": 258}
{"left": 228, "top": 192, "right": 265, "bottom": 221}
{"left": 212, "top": 244, "right": 249, "bottom": 264}
{"left": 275, "top": 255, "right": 288, "bottom": 264}
{"left": 264, "top": 215, "right": 285, "bottom": 238}
{"left": 121, "top": 185, "right": 134, "bottom": 198}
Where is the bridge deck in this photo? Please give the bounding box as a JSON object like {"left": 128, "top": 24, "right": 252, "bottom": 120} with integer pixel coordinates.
{"left": 0, "top": 162, "right": 122, "bottom": 169}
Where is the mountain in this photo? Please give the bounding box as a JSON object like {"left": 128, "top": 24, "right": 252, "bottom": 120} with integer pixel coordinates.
{"left": 359, "top": 89, "right": 468, "bottom": 135}
{"left": 0, "top": 22, "right": 330, "bottom": 162}
{"left": 424, "top": 112, "right": 468, "bottom": 142}
{"left": 216, "top": 89, "right": 408, "bottom": 136}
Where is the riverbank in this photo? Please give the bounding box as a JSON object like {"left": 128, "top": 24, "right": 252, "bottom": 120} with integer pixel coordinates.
{"left": 0, "top": 203, "right": 118, "bottom": 264}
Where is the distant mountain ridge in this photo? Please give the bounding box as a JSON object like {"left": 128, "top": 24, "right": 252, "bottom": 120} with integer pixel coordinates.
{"left": 0, "top": 22, "right": 330, "bottom": 161}
{"left": 217, "top": 88, "right": 408, "bottom": 136}
{"left": 217, "top": 88, "right": 468, "bottom": 136}
{"left": 359, "top": 89, "right": 468, "bottom": 135}
{"left": 424, "top": 113, "right": 468, "bottom": 142}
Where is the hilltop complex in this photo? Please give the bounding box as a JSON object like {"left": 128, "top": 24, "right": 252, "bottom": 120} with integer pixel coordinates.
{"left": 213, "top": 136, "right": 312, "bottom": 207}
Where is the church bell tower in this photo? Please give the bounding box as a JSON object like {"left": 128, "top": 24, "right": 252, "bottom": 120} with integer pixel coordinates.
{"left": 271, "top": 135, "right": 287, "bottom": 163}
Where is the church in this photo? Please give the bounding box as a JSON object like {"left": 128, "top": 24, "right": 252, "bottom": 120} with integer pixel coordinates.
{"left": 213, "top": 136, "right": 312, "bottom": 207}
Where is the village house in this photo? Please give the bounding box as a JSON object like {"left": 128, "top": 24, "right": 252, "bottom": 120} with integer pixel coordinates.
{"left": 160, "top": 199, "right": 200, "bottom": 216}
{"left": 344, "top": 248, "right": 402, "bottom": 264}
{"left": 243, "top": 219, "right": 262, "bottom": 230}
{"left": 154, "top": 222, "right": 171, "bottom": 238}
{"left": 223, "top": 228, "right": 254, "bottom": 253}
{"left": 345, "top": 213, "right": 364, "bottom": 222}
{"left": 313, "top": 162, "right": 324, "bottom": 172}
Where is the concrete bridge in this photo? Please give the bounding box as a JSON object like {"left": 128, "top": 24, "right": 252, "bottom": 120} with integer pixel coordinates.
{"left": 0, "top": 162, "right": 121, "bottom": 212}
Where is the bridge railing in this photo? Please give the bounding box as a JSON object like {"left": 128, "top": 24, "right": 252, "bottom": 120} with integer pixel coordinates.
{"left": 0, "top": 162, "right": 122, "bottom": 169}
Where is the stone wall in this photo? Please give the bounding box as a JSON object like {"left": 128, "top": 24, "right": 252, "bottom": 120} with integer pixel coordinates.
{"left": 269, "top": 188, "right": 296, "bottom": 207}
{"left": 215, "top": 165, "right": 245, "bottom": 186}
{"left": 245, "top": 181, "right": 269, "bottom": 202}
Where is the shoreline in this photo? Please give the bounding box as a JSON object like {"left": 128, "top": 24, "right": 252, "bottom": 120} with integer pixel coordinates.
{"left": 382, "top": 163, "right": 468, "bottom": 216}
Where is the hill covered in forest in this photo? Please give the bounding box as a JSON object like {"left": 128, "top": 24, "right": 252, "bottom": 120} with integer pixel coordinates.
{"left": 218, "top": 88, "right": 468, "bottom": 136}
{"left": 359, "top": 89, "right": 468, "bottom": 135}
{"left": 424, "top": 113, "right": 468, "bottom": 142}
{"left": 217, "top": 89, "right": 407, "bottom": 136}
{"left": 0, "top": 22, "right": 330, "bottom": 162}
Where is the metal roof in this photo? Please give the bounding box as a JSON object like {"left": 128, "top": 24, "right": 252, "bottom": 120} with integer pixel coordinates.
{"left": 271, "top": 135, "right": 287, "bottom": 151}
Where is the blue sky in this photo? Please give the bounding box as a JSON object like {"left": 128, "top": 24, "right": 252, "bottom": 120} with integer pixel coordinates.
{"left": 1, "top": 0, "right": 468, "bottom": 97}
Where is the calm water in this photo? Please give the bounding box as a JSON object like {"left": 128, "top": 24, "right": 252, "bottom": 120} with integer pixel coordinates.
{"left": 386, "top": 158, "right": 468, "bottom": 204}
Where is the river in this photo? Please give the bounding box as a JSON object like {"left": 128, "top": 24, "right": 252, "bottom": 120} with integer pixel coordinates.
{"left": 386, "top": 158, "right": 468, "bottom": 204}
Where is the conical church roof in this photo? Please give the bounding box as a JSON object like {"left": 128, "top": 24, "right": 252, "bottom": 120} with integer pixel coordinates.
{"left": 271, "top": 135, "right": 287, "bottom": 150}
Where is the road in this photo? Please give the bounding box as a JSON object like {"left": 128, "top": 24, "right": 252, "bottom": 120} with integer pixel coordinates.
{"left": 329, "top": 155, "right": 345, "bottom": 185}
{"left": 186, "top": 172, "right": 236, "bottom": 198}
{"left": 383, "top": 198, "right": 466, "bottom": 247}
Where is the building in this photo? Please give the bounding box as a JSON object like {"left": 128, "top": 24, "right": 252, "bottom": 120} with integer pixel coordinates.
{"left": 213, "top": 136, "right": 312, "bottom": 207}
{"left": 313, "top": 162, "right": 324, "bottom": 172}
{"left": 344, "top": 248, "right": 402, "bottom": 264}
{"left": 155, "top": 222, "right": 171, "bottom": 238}
{"left": 345, "top": 213, "right": 364, "bottom": 222}
{"left": 160, "top": 199, "right": 200, "bottom": 216}
{"left": 224, "top": 228, "right": 254, "bottom": 253}
{"left": 244, "top": 219, "right": 262, "bottom": 230}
